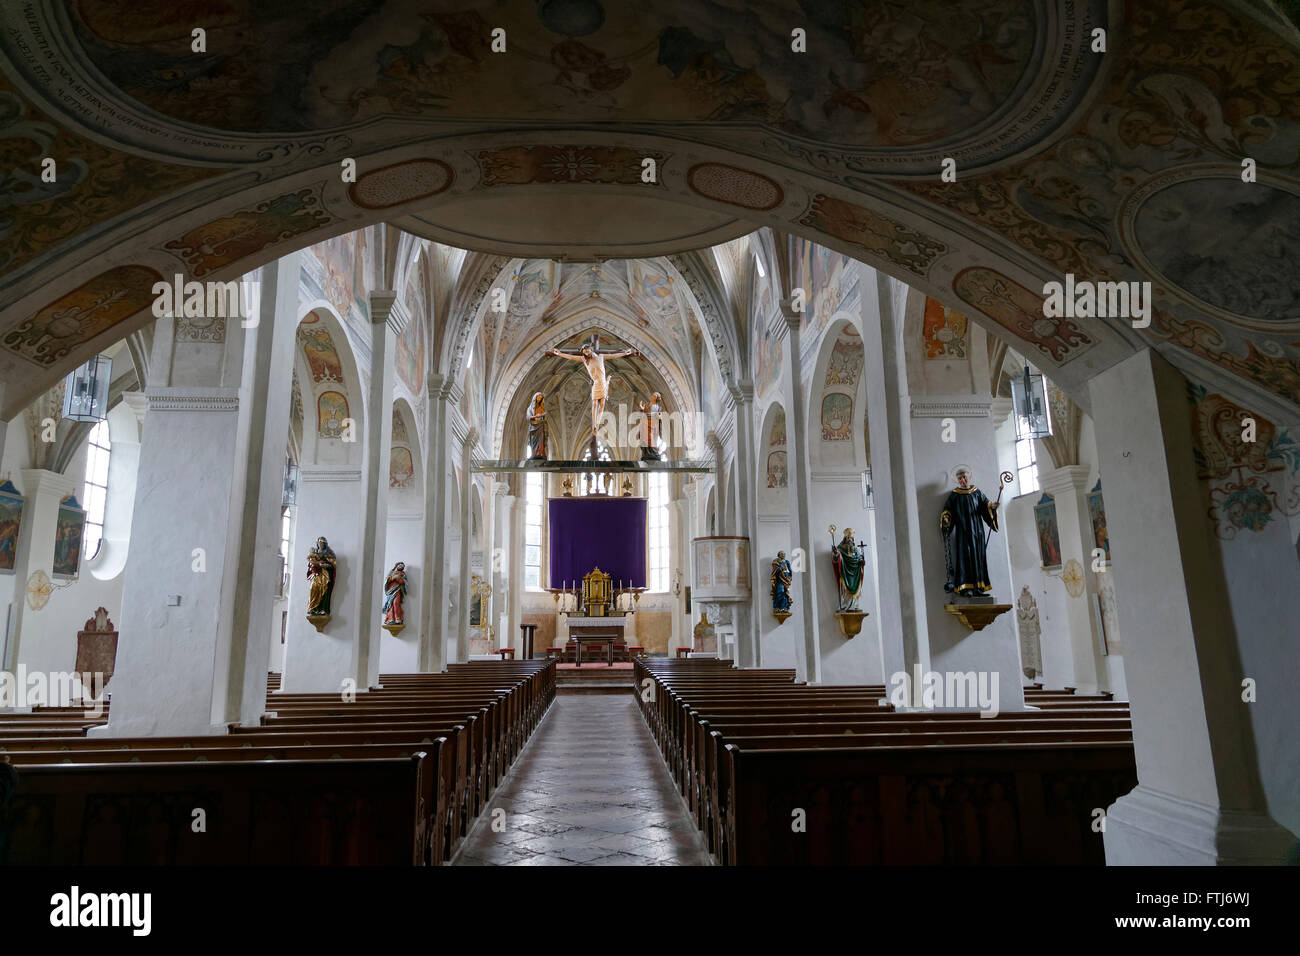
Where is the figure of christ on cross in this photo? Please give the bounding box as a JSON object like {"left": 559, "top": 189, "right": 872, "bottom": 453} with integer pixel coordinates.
{"left": 546, "top": 335, "right": 642, "bottom": 450}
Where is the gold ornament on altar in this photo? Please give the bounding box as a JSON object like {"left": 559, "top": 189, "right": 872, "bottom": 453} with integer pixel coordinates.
{"left": 581, "top": 567, "right": 613, "bottom": 617}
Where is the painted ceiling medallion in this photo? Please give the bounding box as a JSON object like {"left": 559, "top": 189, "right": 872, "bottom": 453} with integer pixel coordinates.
{"left": 1121, "top": 168, "right": 1300, "bottom": 333}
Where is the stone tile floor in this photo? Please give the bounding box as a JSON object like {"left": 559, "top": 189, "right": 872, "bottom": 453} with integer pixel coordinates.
{"left": 452, "top": 695, "right": 713, "bottom": 866}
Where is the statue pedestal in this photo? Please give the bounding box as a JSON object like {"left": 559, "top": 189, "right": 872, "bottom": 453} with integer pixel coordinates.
{"left": 771, "top": 610, "right": 792, "bottom": 625}
{"left": 943, "top": 596, "right": 1012, "bottom": 632}
{"left": 306, "top": 614, "right": 330, "bottom": 633}
{"left": 834, "top": 610, "right": 868, "bottom": 637}
{"left": 382, "top": 622, "right": 405, "bottom": 635}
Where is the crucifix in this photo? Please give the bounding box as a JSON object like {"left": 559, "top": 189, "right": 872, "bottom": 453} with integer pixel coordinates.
{"left": 546, "top": 334, "right": 642, "bottom": 456}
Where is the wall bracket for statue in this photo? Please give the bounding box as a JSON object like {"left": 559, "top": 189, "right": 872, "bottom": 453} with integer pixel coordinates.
{"left": 943, "top": 602, "right": 1012, "bottom": 632}
{"left": 834, "top": 610, "right": 868, "bottom": 637}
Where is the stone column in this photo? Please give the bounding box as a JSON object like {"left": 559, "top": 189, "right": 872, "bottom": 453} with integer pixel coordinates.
{"left": 1038, "top": 465, "right": 1102, "bottom": 694}
{"left": 727, "top": 384, "right": 762, "bottom": 668}
{"left": 859, "top": 268, "right": 930, "bottom": 687}
{"left": 6, "top": 469, "right": 77, "bottom": 677}
{"left": 351, "top": 291, "right": 402, "bottom": 688}
{"left": 780, "top": 301, "right": 822, "bottom": 684}
{"left": 1090, "top": 349, "right": 1295, "bottom": 864}
{"left": 214, "top": 254, "right": 299, "bottom": 725}
{"left": 419, "top": 375, "right": 451, "bottom": 673}
{"left": 454, "top": 427, "right": 478, "bottom": 662}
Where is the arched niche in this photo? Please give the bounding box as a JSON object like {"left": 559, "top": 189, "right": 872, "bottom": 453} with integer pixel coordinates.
{"left": 292, "top": 305, "right": 366, "bottom": 469}
{"left": 809, "top": 317, "right": 868, "bottom": 473}
{"left": 388, "top": 398, "right": 424, "bottom": 513}
{"left": 758, "top": 401, "right": 789, "bottom": 516}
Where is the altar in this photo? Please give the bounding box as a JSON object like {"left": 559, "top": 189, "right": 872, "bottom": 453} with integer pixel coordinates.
{"left": 567, "top": 615, "right": 628, "bottom": 666}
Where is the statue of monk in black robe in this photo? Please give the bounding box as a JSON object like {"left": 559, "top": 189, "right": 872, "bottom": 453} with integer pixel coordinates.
{"left": 940, "top": 467, "right": 999, "bottom": 595}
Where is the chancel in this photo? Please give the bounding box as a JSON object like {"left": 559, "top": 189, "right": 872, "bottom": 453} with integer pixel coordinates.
{"left": 0, "top": 0, "right": 1296, "bottom": 882}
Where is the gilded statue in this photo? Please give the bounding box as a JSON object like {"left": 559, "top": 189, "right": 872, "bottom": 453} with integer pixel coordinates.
{"left": 306, "top": 536, "right": 336, "bottom": 617}
{"left": 770, "top": 551, "right": 793, "bottom": 613}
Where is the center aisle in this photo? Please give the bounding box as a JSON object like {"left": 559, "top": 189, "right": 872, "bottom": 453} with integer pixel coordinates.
{"left": 452, "top": 695, "right": 712, "bottom": 866}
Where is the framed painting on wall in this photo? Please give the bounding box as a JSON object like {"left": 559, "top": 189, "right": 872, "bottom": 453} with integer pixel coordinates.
{"left": 1033, "top": 492, "right": 1062, "bottom": 570}
{"left": 53, "top": 496, "right": 87, "bottom": 579}
{"left": 1087, "top": 479, "right": 1109, "bottom": 563}
{"left": 0, "top": 480, "right": 24, "bottom": 574}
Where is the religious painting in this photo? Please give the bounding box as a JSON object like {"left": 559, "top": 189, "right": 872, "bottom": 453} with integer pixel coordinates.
{"left": 1034, "top": 492, "right": 1062, "bottom": 569}
{"left": 317, "top": 391, "right": 349, "bottom": 439}
{"left": 390, "top": 447, "right": 415, "bottom": 490}
{"left": 53, "top": 496, "right": 86, "bottom": 578}
{"left": 0, "top": 480, "right": 25, "bottom": 574}
{"left": 1087, "top": 479, "right": 1109, "bottom": 562}
{"left": 766, "top": 451, "right": 788, "bottom": 489}
{"left": 922, "top": 297, "right": 969, "bottom": 359}
{"left": 297, "top": 325, "right": 344, "bottom": 383}
{"left": 391, "top": 409, "right": 410, "bottom": 445}
{"left": 769, "top": 407, "right": 786, "bottom": 447}
{"left": 824, "top": 328, "right": 865, "bottom": 386}
{"left": 821, "top": 393, "right": 853, "bottom": 441}
{"left": 395, "top": 316, "right": 424, "bottom": 395}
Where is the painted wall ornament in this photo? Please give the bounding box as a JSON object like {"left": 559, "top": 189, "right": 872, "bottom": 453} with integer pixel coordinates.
{"left": 939, "top": 467, "right": 1002, "bottom": 595}
{"left": 1061, "top": 558, "right": 1086, "bottom": 598}
{"left": 770, "top": 550, "right": 792, "bottom": 623}
{"left": 306, "top": 536, "right": 336, "bottom": 631}
{"left": 382, "top": 561, "right": 407, "bottom": 634}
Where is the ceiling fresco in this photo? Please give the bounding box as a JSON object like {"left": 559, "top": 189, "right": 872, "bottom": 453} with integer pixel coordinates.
{"left": 0, "top": 0, "right": 1297, "bottom": 427}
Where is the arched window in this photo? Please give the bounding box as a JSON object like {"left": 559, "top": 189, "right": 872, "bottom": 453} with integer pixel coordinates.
{"left": 524, "top": 471, "right": 544, "bottom": 590}
{"left": 82, "top": 419, "right": 111, "bottom": 560}
{"left": 648, "top": 473, "right": 669, "bottom": 592}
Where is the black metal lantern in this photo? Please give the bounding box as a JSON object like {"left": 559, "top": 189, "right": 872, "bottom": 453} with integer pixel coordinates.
{"left": 1011, "top": 365, "right": 1053, "bottom": 439}
{"left": 61, "top": 355, "right": 112, "bottom": 423}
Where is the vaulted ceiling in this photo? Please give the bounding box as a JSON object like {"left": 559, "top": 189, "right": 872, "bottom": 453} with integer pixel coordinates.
{"left": 2, "top": 0, "right": 1299, "bottom": 423}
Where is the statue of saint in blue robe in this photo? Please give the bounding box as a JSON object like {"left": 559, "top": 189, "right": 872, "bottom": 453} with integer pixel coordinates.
{"left": 940, "top": 481, "right": 999, "bottom": 595}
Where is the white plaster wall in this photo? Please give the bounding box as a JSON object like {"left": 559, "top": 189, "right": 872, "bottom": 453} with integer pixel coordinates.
{"left": 1215, "top": 508, "right": 1300, "bottom": 835}
{"left": 810, "top": 476, "right": 882, "bottom": 684}
{"left": 756, "top": 516, "right": 798, "bottom": 670}
{"left": 17, "top": 438, "right": 125, "bottom": 682}
{"left": 380, "top": 514, "right": 423, "bottom": 674}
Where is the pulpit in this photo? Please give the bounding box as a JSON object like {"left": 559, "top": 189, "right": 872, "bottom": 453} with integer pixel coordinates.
{"left": 75, "top": 607, "right": 118, "bottom": 687}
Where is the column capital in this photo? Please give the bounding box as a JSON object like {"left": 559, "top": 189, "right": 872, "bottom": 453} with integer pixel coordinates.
{"left": 727, "top": 380, "right": 755, "bottom": 407}
{"left": 1038, "top": 464, "right": 1093, "bottom": 496}
{"left": 990, "top": 397, "right": 1015, "bottom": 429}
{"left": 778, "top": 298, "right": 803, "bottom": 329}
{"left": 369, "top": 290, "right": 405, "bottom": 336}
{"left": 144, "top": 387, "right": 241, "bottom": 414}
{"left": 909, "top": 397, "right": 994, "bottom": 419}
{"left": 19, "top": 468, "right": 77, "bottom": 499}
